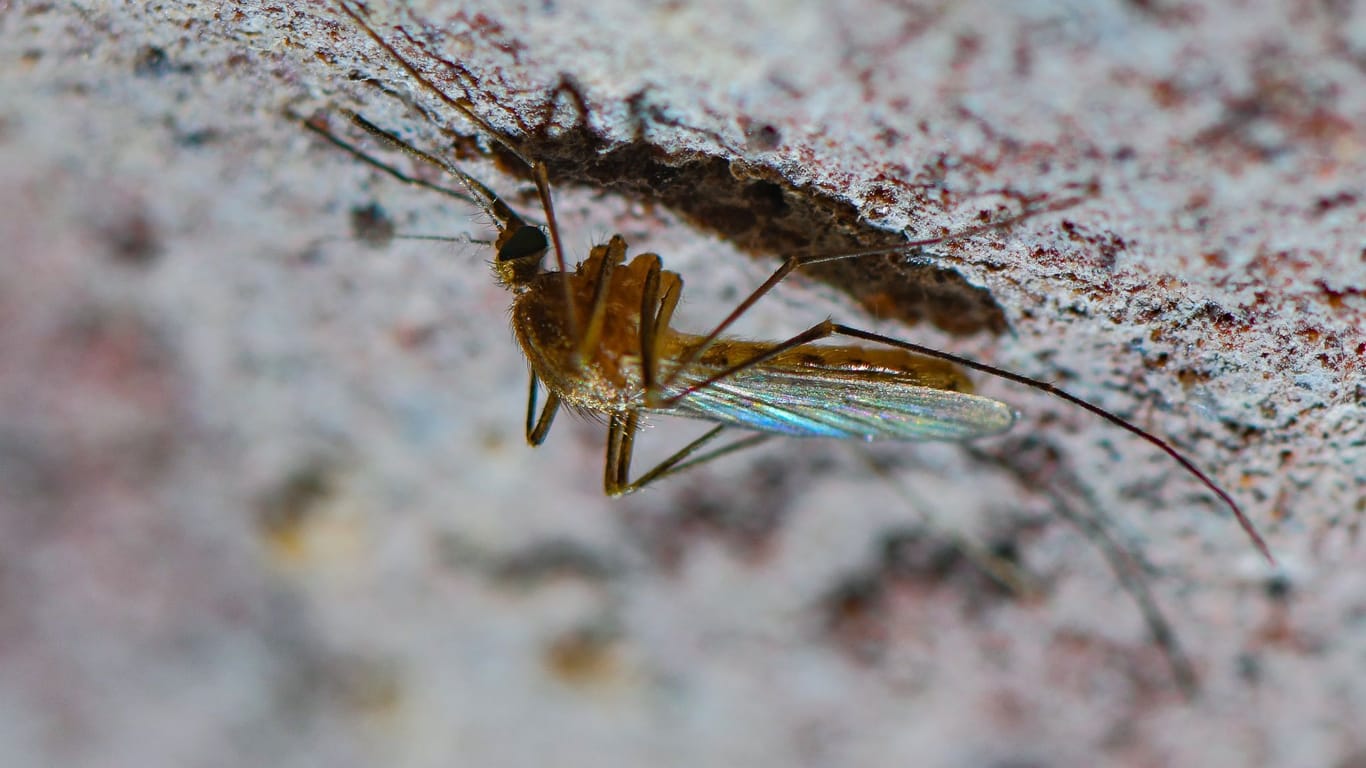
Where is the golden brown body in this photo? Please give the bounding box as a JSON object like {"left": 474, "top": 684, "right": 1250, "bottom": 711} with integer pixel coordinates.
{"left": 512, "top": 238, "right": 982, "bottom": 419}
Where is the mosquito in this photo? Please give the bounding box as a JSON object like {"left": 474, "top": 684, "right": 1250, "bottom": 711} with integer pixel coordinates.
{"left": 317, "top": 1, "right": 1272, "bottom": 566}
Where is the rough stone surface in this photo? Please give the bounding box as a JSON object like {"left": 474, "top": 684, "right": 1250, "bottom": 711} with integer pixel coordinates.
{"left": 2, "top": 1, "right": 1364, "bottom": 766}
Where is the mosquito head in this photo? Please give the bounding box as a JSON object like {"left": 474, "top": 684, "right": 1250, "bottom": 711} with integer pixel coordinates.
{"left": 493, "top": 223, "right": 549, "bottom": 287}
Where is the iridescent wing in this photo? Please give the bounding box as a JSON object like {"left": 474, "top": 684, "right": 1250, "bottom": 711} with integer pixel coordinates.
{"left": 657, "top": 361, "right": 1016, "bottom": 442}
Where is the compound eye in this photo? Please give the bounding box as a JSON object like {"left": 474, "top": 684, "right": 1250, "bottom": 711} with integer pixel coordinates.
{"left": 498, "top": 225, "right": 548, "bottom": 262}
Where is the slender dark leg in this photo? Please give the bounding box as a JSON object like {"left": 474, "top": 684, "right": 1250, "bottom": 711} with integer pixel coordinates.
{"left": 826, "top": 324, "right": 1270, "bottom": 561}
{"left": 633, "top": 254, "right": 682, "bottom": 399}
{"left": 576, "top": 237, "right": 628, "bottom": 363}
{"left": 524, "top": 372, "right": 561, "bottom": 446}
{"left": 335, "top": 0, "right": 581, "bottom": 340}
{"left": 340, "top": 112, "right": 527, "bottom": 233}
{"left": 658, "top": 197, "right": 1086, "bottom": 393}
{"left": 604, "top": 414, "right": 620, "bottom": 492}
{"left": 301, "top": 116, "right": 478, "bottom": 206}
{"left": 634, "top": 430, "right": 772, "bottom": 488}
{"left": 603, "top": 416, "right": 772, "bottom": 497}
{"left": 595, "top": 255, "right": 776, "bottom": 494}
{"left": 656, "top": 319, "right": 837, "bottom": 408}
{"left": 654, "top": 315, "right": 1268, "bottom": 561}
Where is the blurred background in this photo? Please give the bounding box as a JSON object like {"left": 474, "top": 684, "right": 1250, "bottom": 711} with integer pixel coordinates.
{"left": 2, "top": 1, "right": 1364, "bottom": 766}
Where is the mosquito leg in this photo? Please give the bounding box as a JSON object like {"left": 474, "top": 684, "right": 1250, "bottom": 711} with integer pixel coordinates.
{"left": 340, "top": 112, "right": 527, "bottom": 232}
{"left": 658, "top": 196, "right": 1089, "bottom": 393}
{"left": 657, "top": 319, "right": 840, "bottom": 408}
{"left": 335, "top": 2, "right": 533, "bottom": 162}
{"left": 634, "top": 255, "right": 682, "bottom": 399}
{"left": 638, "top": 256, "right": 663, "bottom": 395}
{"left": 603, "top": 417, "right": 772, "bottom": 497}
{"left": 528, "top": 161, "right": 580, "bottom": 344}
{"left": 604, "top": 411, "right": 638, "bottom": 494}
{"left": 630, "top": 431, "right": 772, "bottom": 490}
{"left": 301, "top": 116, "right": 479, "bottom": 207}
{"left": 306, "top": 111, "right": 570, "bottom": 443}
{"left": 619, "top": 259, "right": 774, "bottom": 493}
{"left": 525, "top": 371, "right": 539, "bottom": 437}
{"left": 656, "top": 255, "right": 801, "bottom": 393}
{"left": 524, "top": 372, "right": 561, "bottom": 446}
{"left": 334, "top": 1, "right": 581, "bottom": 338}
{"left": 823, "top": 323, "right": 1270, "bottom": 561}
{"left": 546, "top": 74, "right": 594, "bottom": 139}
{"left": 655, "top": 311, "right": 1268, "bottom": 560}
{"left": 335, "top": 0, "right": 577, "bottom": 335}
{"left": 577, "top": 237, "right": 628, "bottom": 362}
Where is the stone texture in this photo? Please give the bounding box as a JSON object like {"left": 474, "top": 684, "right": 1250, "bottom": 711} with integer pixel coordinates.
{"left": 2, "top": 1, "right": 1364, "bottom": 766}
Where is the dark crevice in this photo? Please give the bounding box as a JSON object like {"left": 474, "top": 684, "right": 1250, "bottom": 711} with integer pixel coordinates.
{"left": 482, "top": 122, "right": 1009, "bottom": 336}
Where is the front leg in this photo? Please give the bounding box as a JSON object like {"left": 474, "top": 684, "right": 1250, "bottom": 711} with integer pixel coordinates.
{"left": 524, "top": 371, "right": 561, "bottom": 446}
{"left": 602, "top": 411, "right": 770, "bottom": 497}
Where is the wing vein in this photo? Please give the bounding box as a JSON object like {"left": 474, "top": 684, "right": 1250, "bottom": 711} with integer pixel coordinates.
{"left": 655, "top": 363, "right": 1016, "bottom": 442}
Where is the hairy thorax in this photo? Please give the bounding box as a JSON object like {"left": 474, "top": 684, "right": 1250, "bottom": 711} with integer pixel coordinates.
{"left": 509, "top": 252, "right": 661, "bottom": 413}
